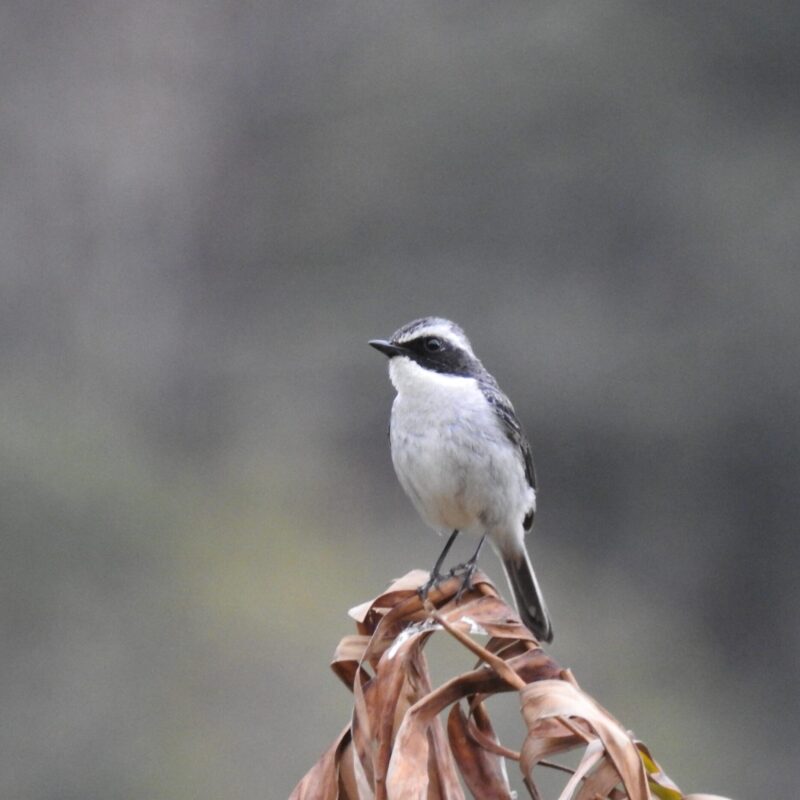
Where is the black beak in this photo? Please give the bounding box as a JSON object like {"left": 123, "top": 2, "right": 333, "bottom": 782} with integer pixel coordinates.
{"left": 369, "top": 339, "right": 406, "bottom": 358}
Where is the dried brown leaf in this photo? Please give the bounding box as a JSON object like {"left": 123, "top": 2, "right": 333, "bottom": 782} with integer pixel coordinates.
{"left": 290, "top": 569, "right": 723, "bottom": 800}
{"left": 290, "top": 724, "right": 352, "bottom": 800}
{"left": 336, "top": 739, "right": 363, "bottom": 800}
{"left": 348, "top": 570, "right": 431, "bottom": 624}
{"left": 465, "top": 701, "right": 522, "bottom": 761}
{"left": 447, "top": 702, "right": 514, "bottom": 799}
{"left": 574, "top": 756, "right": 628, "bottom": 800}
{"left": 636, "top": 742, "right": 683, "bottom": 800}
{"left": 520, "top": 680, "right": 651, "bottom": 799}
{"left": 559, "top": 739, "right": 606, "bottom": 800}
{"left": 332, "top": 634, "right": 373, "bottom": 690}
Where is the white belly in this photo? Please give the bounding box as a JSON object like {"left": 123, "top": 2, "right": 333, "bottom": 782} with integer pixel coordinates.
{"left": 388, "top": 358, "right": 531, "bottom": 536}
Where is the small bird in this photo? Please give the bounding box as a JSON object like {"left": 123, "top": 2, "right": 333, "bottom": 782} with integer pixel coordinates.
{"left": 370, "top": 317, "right": 553, "bottom": 642}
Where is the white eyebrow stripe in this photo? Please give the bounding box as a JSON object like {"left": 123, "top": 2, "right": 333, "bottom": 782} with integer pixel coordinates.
{"left": 395, "top": 320, "right": 474, "bottom": 355}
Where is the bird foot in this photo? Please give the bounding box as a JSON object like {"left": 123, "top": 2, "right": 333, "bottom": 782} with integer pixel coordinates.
{"left": 450, "top": 560, "right": 479, "bottom": 603}
{"left": 417, "top": 570, "right": 445, "bottom": 601}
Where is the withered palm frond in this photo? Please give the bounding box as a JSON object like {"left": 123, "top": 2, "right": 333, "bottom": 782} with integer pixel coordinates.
{"left": 291, "top": 571, "right": 730, "bottom": 800}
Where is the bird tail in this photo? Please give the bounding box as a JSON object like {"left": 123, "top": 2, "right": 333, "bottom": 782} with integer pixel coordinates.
{"left": 499, "top": 545, "right": 553, "bottom": 643}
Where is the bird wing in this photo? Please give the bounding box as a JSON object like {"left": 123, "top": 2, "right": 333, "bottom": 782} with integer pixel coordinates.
{"left": 479, "top": 378, "right": 537, "bottom": 527}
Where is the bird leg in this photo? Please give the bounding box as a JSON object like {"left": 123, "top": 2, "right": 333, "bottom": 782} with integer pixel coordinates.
{"left": 451, "top": 535, "right": 487, "bottom": 602}
{"left": 418, "top": 529, "right": 459, "bottom": 600}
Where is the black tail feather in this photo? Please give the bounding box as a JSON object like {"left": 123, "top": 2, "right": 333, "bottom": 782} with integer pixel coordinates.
{"left": 500, "top": 547, "right": 553, "bottom": 643}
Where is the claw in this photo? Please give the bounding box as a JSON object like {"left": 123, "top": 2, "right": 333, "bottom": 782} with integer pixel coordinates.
{"left": 454, "top": 562, "right": 478, "bottom": 603}
{"left": 417, "top": 570, "right": 444, "bottom": 601}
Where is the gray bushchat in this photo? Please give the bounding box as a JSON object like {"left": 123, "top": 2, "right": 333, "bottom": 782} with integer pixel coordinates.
{"left": 370, "top": 317, "right": 553, "bottom": 643}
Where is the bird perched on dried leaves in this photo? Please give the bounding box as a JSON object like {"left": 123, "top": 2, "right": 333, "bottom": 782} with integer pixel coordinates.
{"left": 370, "top": 317, "right": 553, "bottom": 643}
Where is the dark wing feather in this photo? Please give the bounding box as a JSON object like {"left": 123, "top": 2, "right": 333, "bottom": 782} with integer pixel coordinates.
{"left": 479, "top": 377, "right": 537, "bottom": 529}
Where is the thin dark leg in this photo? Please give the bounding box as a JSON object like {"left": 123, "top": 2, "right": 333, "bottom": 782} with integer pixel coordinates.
{"left": 418, "top": 529, "right": 459, "bottom": 599}
{"left": 448, "top": 534, "right": 487, "bottom": 575}
{"left": 454, "top": 535, "right": 487, "bottom": 601}
{"left": 432, "top": 529, "right": 460, "bottom": 576}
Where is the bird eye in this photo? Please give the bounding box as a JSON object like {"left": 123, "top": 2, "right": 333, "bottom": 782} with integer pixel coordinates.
{"left": 424, "top": 337, "right": 442, "bottom": 352}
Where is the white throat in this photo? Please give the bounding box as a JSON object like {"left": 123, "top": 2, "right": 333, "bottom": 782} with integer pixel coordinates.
{"left": 388, "top": 356, "right": 476, "bottom": 396}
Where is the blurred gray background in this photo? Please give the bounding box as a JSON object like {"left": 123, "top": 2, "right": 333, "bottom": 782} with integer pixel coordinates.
{"left": 2, "top": 2, "right": 798, "bottom": 798}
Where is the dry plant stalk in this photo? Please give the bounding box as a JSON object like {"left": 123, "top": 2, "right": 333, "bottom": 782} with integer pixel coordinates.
{"left": 290, "top": 570, "right": 729, "bottom": 800}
